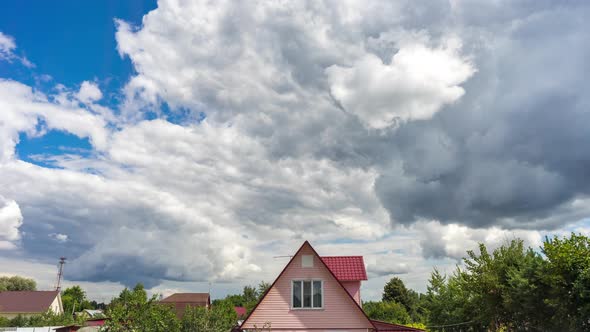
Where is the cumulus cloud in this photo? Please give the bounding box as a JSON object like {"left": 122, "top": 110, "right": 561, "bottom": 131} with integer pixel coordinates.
{"left": 415, "top": 220, "right": 543, "bottom": 260}
{"left": 0, "top": 197, "right": 23, "bottom": 250}
{"left": 327, "top": 37, "right": 474, "bottom": 129}
{"left": 1, "top": 0, "right": 590, "bottom": 293}
{"left": 0, "top": 79, "right": 110, "bottom": 161}
{"left": 76, "top": 81, "right": 103, "bottom": 103}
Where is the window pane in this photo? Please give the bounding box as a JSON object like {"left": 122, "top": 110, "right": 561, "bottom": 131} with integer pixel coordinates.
{"left": 313, "top": 281, "right": 322, "bottom": 308}
{"left": 303, "top": 281, "right": 312, "bottom": 307}
{"left": 293, "top": 281, "right": 302, "bottom": 308}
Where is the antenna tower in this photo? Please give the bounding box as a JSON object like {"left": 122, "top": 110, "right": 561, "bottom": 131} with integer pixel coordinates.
{"left": 56, "top": 257, "right": 66, "bottom": 292}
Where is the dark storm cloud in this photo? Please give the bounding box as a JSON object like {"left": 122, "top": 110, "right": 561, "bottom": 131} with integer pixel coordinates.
{"left": 375, "top": 3, "right": 590, "bottom": 229}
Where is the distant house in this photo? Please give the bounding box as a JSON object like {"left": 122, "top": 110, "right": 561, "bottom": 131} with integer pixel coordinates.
{"left": 53, "top": 317, "right": 106, "bottom": 332}
{"left": 159, "top": 293, "right": 211, "bottom": 318}
{"left": 240, "top": 241, "right": 424, "bottom": 332}
{"left": 0, "top": 290, "right": 63, "bottom": 319}
{"left": 234, "top": 306, "right": 247, "bottom": 318}
{"left": 74, "top": 309, "right": 104, "bottom": 320}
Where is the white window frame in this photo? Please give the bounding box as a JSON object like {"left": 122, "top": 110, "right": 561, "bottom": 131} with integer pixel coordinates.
{"left": 291, "top": 279, "right": 324, "bottom": 310}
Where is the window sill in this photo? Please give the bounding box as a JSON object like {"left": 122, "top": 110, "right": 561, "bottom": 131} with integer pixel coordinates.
{"left": 290, "top": 307, "right": 325, "bottom": 311}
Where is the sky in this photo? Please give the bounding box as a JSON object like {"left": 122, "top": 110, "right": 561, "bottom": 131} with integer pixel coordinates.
{"left": 1, "top": 0, "right": 590, "bottom": 303}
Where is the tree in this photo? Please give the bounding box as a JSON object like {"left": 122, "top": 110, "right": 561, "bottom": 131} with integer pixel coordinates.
{"left": 382, "top": 277, "right": 424, "bottom": 322}
{"left": 0, "top": 275, "right": 36, "bottom": 291}
{"left": 543, "top": 233, "right": 590, "bottom": 331}
{"left": 257, "top": 281, "right": 271, "bottom": 299}
{"left": 62, "top": 285, "right": 92, "bottom": 314}
{"left": 103, "top": 283, "right": 180, "bottom": 332}
{"left": 181, "top": 299, "right": 237, "bottom": 332}
{"left": 423, "top": 237, "right": 584, "bottom": 331}
{"left": 363, "top": 300, "right": 411, "bottom": 324}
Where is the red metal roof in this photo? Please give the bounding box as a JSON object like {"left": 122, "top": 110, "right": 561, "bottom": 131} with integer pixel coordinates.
{"left": 321, "top": 256, "right": 368, "bottom": 281}
{"left": 234, "top": 306, "right": 247, "bottom": 317}
{"left": 0, "top": 291, "right": 59, "bottom": 313}
{"left": 371, "top": 320, "right": 425, "bottom": 331}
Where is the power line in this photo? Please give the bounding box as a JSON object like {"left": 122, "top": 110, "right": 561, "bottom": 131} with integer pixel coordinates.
{"left": 426, "top": 321, "right": 474, "bottom": 328}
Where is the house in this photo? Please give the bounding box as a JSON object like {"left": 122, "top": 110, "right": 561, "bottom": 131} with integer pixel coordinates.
{"left": 53, "top": 317, "right": 106, "bottom": 332}
{"left": 234, "top": 306, "right": 247, "bottom": 318}
{"left": 240, "top": 241, "right": 424, "bottom": 332}
{"left": 0, "top": 290, "right": 63, "bottom": 319}
{"left": 74, "top": 309, "right": 104, "bottom": 320}
{"left": 159, "top": 292, "right": 211, "bottom": 318}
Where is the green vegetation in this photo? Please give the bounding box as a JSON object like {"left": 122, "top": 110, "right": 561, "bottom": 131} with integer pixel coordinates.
{"left": 0, "top": 311, "right": 79, "bottom": 328}
{"left": 62, "top": 285, "right": 94, "bottom": 314}
{"left": 0, "top": 275, "right": 36, "bottom": 291}
{"left": 212, "top": 281, "right": 271, "bottom": 313}
{"left": 363, "top": 233, "right": 590, "bottom": 331}
{"left": 102, "top": 283, "right": 239, "bottom": 332}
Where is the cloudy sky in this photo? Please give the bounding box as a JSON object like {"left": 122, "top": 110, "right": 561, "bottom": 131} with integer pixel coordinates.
{"left": 1, "top": 0, "right": 590, "bottom": 302}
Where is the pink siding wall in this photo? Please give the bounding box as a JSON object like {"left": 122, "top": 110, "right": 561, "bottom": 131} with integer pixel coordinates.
{"left": 342, "top": 281, "right": 361, "bottom": 305}
{"left": 242, "top": 243, "right": 373, "bottom": 331}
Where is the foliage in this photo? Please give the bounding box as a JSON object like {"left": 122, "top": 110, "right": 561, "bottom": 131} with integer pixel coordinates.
{"left": 382, "top": 277, "right": 425, "bottom": 322}
{"left": 0, "top": 275, "right": 36, "bottom": 291}
{"left": 212, "top": 281, "right": 271, "bottom": 314}
{"left": 423, "top": 233, "right": 590, "bottom": 331}
{"left": 542, "top": 233, "right": 590, "bottom": 331}
{"left": 62, "top": 285, "right": 93, "bottom": 314}
{"left": 102, "top": 283, "right": 180, "bottom": 332}
{"left": 180, "top": 299, "right": 238, "bottom": 332}
{"left": 363, "top": 300, "right": 411, "bottom": 324}
{"left": 0, "top": 311, "right": 79, "bottom": 327}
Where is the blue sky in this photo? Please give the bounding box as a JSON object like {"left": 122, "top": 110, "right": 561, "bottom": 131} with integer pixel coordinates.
{"left": 1, "top": 1, "right": 590, "bottom": 302}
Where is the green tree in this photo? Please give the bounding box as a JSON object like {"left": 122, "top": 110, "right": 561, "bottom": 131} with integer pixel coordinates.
{"left": 103, "top": 283, "right": 180, "bottom": 332}
{"left": 0, "top": 275, "right": 36, "bottom": 291}
{"left": 257, "top": 281, "right": 271, "bottom": 299}
{"left": 543, "top": 233, "right": 590, "bottom": 331}
{"left": 181, "top": 299, "right": 237, "bottom": 332}
{"left": 382, "top": 277, "right": 424, "bottom": 322}
{"left": 62, "top": 285, "right": 92, "bottom": 314}
{"left": 363, "top": 300, "right": 411, "bottom": 324}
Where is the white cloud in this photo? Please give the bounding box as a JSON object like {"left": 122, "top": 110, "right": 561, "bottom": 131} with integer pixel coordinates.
{"left": 0, "top": 197, "right": 23, "bottom": 250}
{"left": 0, "top": 79, "right": 110, "bottom": 161}
{"left": 327, "top": 37, "right": 475, "bottom": 129}
{"left": 1, "top": 0, "right": 590, "bottom": 301}
{"left": 0, "top": 32, "right": 34, "bottom": 67}
{"left": 415, "top": 220, "right": 544, "bottom": 260}
{"left": 76, "top": 81, "right": 103, "bottom": 103}
{"left": 49, "top": 233, "right": 68, "bottom": 243}
{"left": 0, "top": 32, "right": 16, "bottom": 61}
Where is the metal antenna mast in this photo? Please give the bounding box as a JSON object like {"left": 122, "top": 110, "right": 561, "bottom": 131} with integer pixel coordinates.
{"left": 56, "top": 257, "right": 66, "bottom": 292}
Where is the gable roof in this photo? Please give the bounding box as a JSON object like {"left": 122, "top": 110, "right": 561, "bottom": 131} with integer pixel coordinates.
{"left": 160, "top": 293, "right": 210, "bottom": 304}
{"left": 0, "top": 290, "right": 59, "bottom": 313}
{"left": 322, "top": 256, "right": 368, "bottom": 281}
{"left": 241, "top": 241, "right": 376, "bottom": 330}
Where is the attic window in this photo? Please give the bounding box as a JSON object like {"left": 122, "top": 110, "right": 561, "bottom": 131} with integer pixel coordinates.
{"left": 302, "top": 255, "right": 314, "bottom": 267}
{"left": 292, "top": 280, "right": 323, "bottom": 309}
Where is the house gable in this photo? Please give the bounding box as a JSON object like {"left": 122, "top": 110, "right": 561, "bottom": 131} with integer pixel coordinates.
{"left": 241, "top": 241, "right": 375, "bottom": 331}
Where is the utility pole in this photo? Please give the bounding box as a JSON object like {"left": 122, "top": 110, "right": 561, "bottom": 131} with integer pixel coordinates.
{"left": 56, "top": 257, "right": 66, "bottom": 292}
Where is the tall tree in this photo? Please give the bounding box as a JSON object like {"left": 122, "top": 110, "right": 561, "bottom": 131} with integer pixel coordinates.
{"left": 0, "top": 276, "right": 36, "bottom": 291}
{"left": 363, "top": 300, "right": 411, "bottom": 324}
{"left": 103, "top": 283, "right": 180, "bottom": 332}
{"left": 543, "top": 233, "right": 590, "bottom": 331}
{"left": 62, "top": 285, "right": 92, "bottom": 314}
{"left": 181, "top": 299, "right": 237, "bottom": 332}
